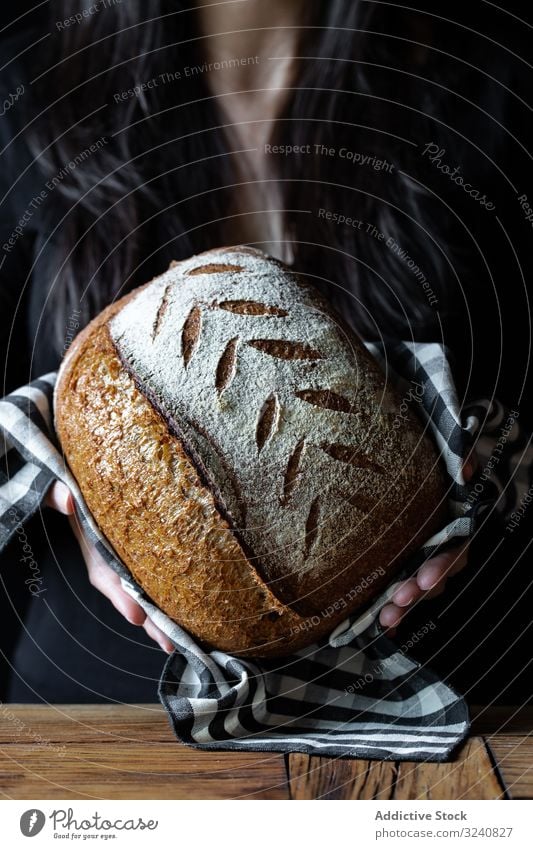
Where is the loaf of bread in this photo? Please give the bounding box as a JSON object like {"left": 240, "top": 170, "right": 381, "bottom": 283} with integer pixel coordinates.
{"left": 54, "top": 246, "right": 446, "bottom": 657}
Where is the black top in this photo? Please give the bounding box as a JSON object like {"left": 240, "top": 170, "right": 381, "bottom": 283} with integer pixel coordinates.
{"left": 1, "top": 12, "right": 532, "bottom": 704}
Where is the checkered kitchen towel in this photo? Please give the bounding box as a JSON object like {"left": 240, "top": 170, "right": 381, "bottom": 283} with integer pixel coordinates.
{"left": 1, "top": 341, "right": 531, "bottom": 761}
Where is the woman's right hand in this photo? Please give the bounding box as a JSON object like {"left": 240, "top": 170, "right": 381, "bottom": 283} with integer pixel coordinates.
{"left": 378, "top": 451, "right": 478, "bottom": 635}
{"left": 45, "top": 481, "right": 175, "bottom": 653}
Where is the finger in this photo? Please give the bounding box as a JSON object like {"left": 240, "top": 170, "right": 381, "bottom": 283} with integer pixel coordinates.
{"left": 416, "top": 555, "right": 450, "bottom": 591}
{"left": 392, "top": 578, "right": 422, "bottom": 608}
{"left": 87, "top": 562, "right": 147, "bottom": 626}
{"left": 94, "top": 571, "right": 148, "bottom": 625}
{"left": 462, "top": 450, "right": 478, "bottom": 482}
{"left": 462, "top": 458, "right": 474, "bottom": 482}
{"left": 417, "top": 545, "right": 469, "bottom": 591}
{"left": 417, "top": 545, "right": 463, "bottom": 587}
{"left": 71, "top": 522, "right": 148, "bottom": 626}
{"left": 379, "top": 604, "right": 404, "bottom": 629}
{"left": 143, "top": 618, "right": 174, "bottom": 653}
{"left": 45, "top": 481, "right": 75, "bottom": 515}
{"left": 67, "top": 512, "right": 149, "bottom": 626}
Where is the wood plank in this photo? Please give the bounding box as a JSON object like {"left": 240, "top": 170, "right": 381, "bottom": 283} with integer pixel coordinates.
{"left": 0, "top": 743, "right": 289, "bottom": 800}
{"left": 288, "top": 753, "right": 398, "bottom": 800}
{"left": 288, "top": 738, "right": 506, "bottom": 800}
{"left": 4, "top": 706, "right": 529, "bottom": 800}
{"left": 487, "top": 736, "right": 533, "bottom": 800}
{"left": 394, "top": 738, "right": 506, "bottom": 800}
{"left": 0, "top": 704, "right": 172, "bottom": 744}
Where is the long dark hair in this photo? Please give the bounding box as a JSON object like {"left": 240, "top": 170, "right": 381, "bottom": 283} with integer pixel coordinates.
{"left": 18, "top": 1, "right": 511, "bottom": 352}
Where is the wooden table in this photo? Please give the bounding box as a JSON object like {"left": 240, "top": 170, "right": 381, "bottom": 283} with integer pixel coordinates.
{"left": 0, "top": 704, "right": 531, "bottom": 799}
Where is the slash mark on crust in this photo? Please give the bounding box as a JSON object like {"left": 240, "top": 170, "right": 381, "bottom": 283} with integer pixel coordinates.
{"left": 295, "top": 389, "right": 354, "bottom": 413}
{"left": 319, "top": 443, "right": 384, "bottom": 474}
{"left": 187, "top": 263, "right": 244, "bottom": 276}
{"left": 181, "top": 305, "right": 202, "bottom": 367}
{"left": 256, "top": 394, "right": 280, "bottom": 452}
{"left": 338, "top": 489, "right": 378, "bottom": 515}
{"left": 303, "top": 497, "right": 320, "bottom": 559}
{"left": 215, "top": 300, "right": 288, "bottom": 317}
{"left": 216, "top": 336, "right": 239, "bottom": 394}
{"left": 247, "top": 339, "right": 323, "bottom": 360}
{"left": 152, "top": 282, "right": 173, "bottom": 341}
{"left": 281, "top": 438, "right": 305, "bottom": 506}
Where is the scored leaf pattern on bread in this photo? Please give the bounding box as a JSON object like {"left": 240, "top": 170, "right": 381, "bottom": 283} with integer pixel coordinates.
{"left": 110, "top": 247, "right": 442, "bottom": 606}
{"left": 176, "top": 287, "right": 382, "bottom": 515}
{"left": 118, "top": 250, "right": 385, "bottom": 555}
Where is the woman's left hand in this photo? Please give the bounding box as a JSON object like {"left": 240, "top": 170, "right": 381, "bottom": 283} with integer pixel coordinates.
{"left": 378, "top": 543, "right": 469, "bottom": 634}
{"left": 379, "top": 452, "right": 476, "bottom": 635}
{"left": 45, "top": 481, "right": 175, "bottom": 653}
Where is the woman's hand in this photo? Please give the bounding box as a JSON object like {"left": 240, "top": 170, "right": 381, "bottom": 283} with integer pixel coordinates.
{"left": 45, "top": 481, "right": 175, "bottom": 653}
{"left": 378, "top": 543, "right": 469, "bottom": 635}
{"left": 378, "top": 452, "right": 476, "bottom": 636}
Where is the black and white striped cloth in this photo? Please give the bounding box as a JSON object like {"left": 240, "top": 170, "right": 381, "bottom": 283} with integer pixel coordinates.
{"left": 1, "top": 341, "right": 531, "bottom": 761}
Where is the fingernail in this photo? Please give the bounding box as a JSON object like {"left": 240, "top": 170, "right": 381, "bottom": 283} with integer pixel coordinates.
{"left": 394, "top": 590, "right": 415, "bottom": 606}
{"left": 382, "top": 612, "right": 401, "bottom": 628}
{"left": 418, "top": 573, "right": 439, "bottom": 591}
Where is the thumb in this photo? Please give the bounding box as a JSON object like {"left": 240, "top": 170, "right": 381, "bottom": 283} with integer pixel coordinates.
{"left": 45, "top": 481, "right": 75, "bottom": 515}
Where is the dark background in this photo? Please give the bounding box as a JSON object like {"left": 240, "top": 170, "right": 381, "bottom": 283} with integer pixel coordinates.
{"left": 0, "top": 1, "right": 532, "bottom": 705}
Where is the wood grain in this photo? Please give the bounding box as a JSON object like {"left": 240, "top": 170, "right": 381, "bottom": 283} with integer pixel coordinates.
{"left": 487, "top": 736, "right": 533, "bottom": 800}
{"left": 394, "top": 739, "right": 506, "bottom": 800}
{"left": 0, "top": 705, "right": 288, "bottom": 800}
{"left": 1, "top": 705, "right": 531, "bottom": 800}
{"left": 288, "top": 753, "right": 399, "bottom": 800}
{"left": 288, "top": 738, "right": 507, "bottom": 800}
{"left": 0, "top": 744, "right": 288, "bottom": 800}
{"left": 0, "top": 704, "right": 172, "bottom": 745}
